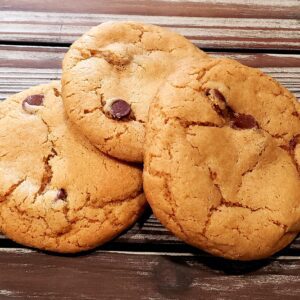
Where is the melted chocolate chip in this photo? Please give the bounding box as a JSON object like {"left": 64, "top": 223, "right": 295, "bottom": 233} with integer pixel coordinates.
{"left": 205, "top": 89, "right": 229, "bottom": 117}
{"left": 22, "top": 94, "right": 44, "bottom": 109}
{"left": 110, "top": 99, "right": 131, "bottom": 119}
{"left": 232, "top": 114, "right": 257, "bottom": 129}
{"left": 211, "top": 89, "right": 226, "bottom": 103}
{"left": 56, "top": 189, "right": 67, "bottom": 201}
{"left": 205, "top": 88, "right": 258, "bottom": 130}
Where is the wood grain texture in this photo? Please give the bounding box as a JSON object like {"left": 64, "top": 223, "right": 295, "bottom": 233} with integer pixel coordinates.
{"left": 0, "top": 250, "right": 299, "bottom": 299}
{"left": 0, "top": 10, "right": 299, "bottom": 50}
{"left": 1, "top": 0, "right": 299, "bottom": 19}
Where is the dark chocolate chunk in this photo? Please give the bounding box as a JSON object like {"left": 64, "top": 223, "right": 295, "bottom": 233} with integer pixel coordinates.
{"left": 56, "top": 189, "right": 67, "bottom": 201}
{"left": 205, "top": 89, "right": 229, "bottom": 117}
{"left": 110, "top": 99, "right": 131, "bottom": 119}
{"left": 205, "top": 88, "right": 226, "bottom": 102}
{"left": 205, "top": 89, "right": 258, "bottom": 130}
{"left": 211, "top": 89, "right": 226, "bottom": 103}
{"left": 22, "top": 94, "right": 44, "bottom": 109}
{"left": 232, "top": 114, "right": 257, "bottom": 129}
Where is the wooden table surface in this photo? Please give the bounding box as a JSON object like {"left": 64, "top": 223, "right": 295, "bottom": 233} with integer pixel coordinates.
{"left": 0, "top": 1, "right": 300, "bottom": 299}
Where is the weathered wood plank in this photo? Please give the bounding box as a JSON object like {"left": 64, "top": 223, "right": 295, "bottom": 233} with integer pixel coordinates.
{"left": 3, "top": 45, "right": 300, "bottom": 68}
{"left": 0, "top": 10, "right": 299, "bottom": 50}
{"left": 0, "top": 45, "right": 299, "bottom": 100}
{"left": 1, "top": 0, "right": 299, "bottom": 19}
{"left": 0, "top": 250, "right": 299, "bottom": 299}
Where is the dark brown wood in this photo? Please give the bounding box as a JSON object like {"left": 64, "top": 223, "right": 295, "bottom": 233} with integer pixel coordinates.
{"left": 0, "top": 7, "right": 299, "bottom": 50}
{"left": 1, "top": 0, "right": 299, "bottom": 19}
{"left": 0, "top": 249, "right": 299, "bottom": 299}
{"left": 2, "top": 45, "right": 300, "bottom": 69}
{"left": 2, "top": 45, "right": 300, "bottom": 68}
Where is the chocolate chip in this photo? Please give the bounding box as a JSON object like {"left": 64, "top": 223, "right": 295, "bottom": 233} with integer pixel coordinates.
{"left": 205, "top": 89, "right": 225, "bottom": 102}
{"left": 205, "top": 89, "right": 228, "bottom": 116}
{"left": 211, "top": 89, "right": 226, "bottom": 103}
{"left": 23, "top": 94, "right": 44, "bottom": 107}
{"left": 109, "top": 99, "right": 131, "bottom": 119}
{"left": 232, "top": 114, "right": 257, "bottom": 129}
{"left": 205, "top": 89, "right": 258, "bottom": 130}
{"left": 56, "top": 189, "right": 67, "bottom": 201}
{"left": 22, "top": 94, "right": 44, "bottom": 113}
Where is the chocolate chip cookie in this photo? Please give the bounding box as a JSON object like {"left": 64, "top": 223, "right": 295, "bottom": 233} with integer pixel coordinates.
{"left": 144, "top": 58, "right": 300, "bottom": 260}
{"left": 0, "top": 82, "right": 146, "bottom": 253}
{"left": 62, "top": 21, "right": 208, "bottom": 162}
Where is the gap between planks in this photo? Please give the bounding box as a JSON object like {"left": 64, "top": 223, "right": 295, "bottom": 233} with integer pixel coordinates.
{"left": 0, "top": 248, "right": 300, "bottom": 261}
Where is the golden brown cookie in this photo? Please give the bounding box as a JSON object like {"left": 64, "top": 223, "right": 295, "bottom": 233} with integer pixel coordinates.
{"left": 144, "top": 58, "right": 300, "bottom": 260}
{"left": 0, "top": 82, "right": 146, "bottom": 253}
{"left": 62, "top": 21, "right": 208, "bottom": 162}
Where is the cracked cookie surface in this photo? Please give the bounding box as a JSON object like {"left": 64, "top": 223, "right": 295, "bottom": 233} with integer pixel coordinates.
{"left": 62, "top": 21, "right": 208, "bottom": 162}
{"left": 144, "top": 58, "right": 300, "bottom": 260}
{"left": 0, "top": 82, "right": 146, "bottom": 253}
